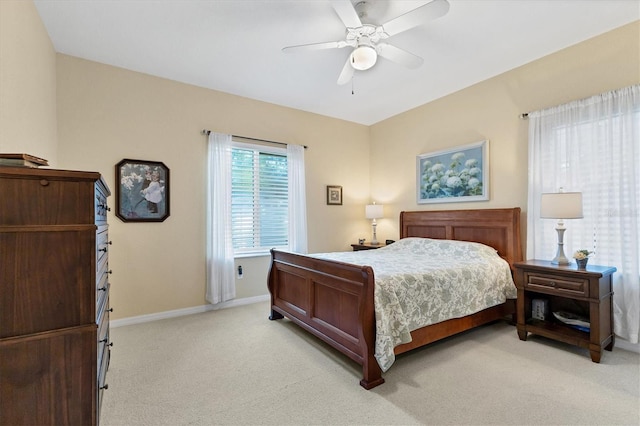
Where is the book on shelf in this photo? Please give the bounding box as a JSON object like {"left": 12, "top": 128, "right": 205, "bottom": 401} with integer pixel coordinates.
{"left": 0, "top": 153, "right": 49, "bottom": 168}
{"left": 552, "top": 311, "right": 590, "bottom": 332}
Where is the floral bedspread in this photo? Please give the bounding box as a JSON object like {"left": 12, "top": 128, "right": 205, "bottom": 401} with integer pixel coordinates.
{"left": 309, "top": 237, "right": 517, "bottom": 372}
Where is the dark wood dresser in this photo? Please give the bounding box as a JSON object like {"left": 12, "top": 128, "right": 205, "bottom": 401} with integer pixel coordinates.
{"left": 0, "top": 166, "right": 112, "bottom": 425}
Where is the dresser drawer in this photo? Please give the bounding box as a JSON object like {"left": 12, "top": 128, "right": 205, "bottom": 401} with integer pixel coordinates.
{"left": 524, "top": 272, "right": 588, "bottom": 297}
{"left": 97, "top": 285, "right": 110, "bottom": 333}
{"left": 0, "top": 229, "right": 96, "bottom": 338}
{"left": 0, "top": 325, "right": 97, "bottom": 426}
{"left": 97, "top": 327, "right": 110, "bottom": 377}
{"left": 95, "top": 180, "right": 110, "bottom": 224}
{"left": 97, "top": 287, "right": 110, "bottom": 410}
{"left": 96, "top": 268, "right": 109, "bottom": 308}
{"left": 96, "top": 227, "right": 110, "bottom": 267}
{"left": 0, "top": 172, "right": 99, "bottom": 225}
{"left": 97, "top": 339, "right": 110, "bottom": 420}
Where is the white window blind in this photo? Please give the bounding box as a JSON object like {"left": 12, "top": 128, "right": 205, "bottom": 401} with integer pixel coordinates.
{"left": 231, "top": 143, "right": 288, "bottom": 254}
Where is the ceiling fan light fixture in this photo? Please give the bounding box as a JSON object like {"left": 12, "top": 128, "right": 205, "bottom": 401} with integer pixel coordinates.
{"left": 350, "top": 45, "right": 377, "bottom": 70}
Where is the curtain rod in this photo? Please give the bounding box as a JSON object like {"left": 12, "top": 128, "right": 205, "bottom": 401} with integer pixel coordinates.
{"left": 201, "top": 129, "right": 307, "bottom": 149}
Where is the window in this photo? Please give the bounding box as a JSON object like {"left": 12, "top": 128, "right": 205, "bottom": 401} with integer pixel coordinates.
{"left": 527, "top": 85, "right": 639, "bottom": 343}
{"left": 230, "top": 143, "right": 288, "bottom": 254}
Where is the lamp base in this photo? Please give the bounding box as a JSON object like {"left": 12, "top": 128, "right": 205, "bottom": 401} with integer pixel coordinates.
{"left": 551, "top": 225, "right": 570, "bottom": 265}
{"left": 371, "top": 221, "right": 379, "bottom": 245}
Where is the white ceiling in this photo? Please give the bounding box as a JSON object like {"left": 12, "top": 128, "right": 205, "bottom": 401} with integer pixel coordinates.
{"left": 34, "top": 0, "right": 639, "bottom": 126}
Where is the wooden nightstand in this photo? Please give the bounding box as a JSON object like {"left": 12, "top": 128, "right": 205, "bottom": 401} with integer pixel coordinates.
{"left": 351, "top": 243, "right": 386, "bottom": 251}
{"left": 514, "top": 260, "right": 616, "bottom": 362}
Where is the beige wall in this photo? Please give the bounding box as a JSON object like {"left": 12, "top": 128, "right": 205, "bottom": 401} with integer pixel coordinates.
{"left": 56, "top": 55, "right": 371, "bottom": 319}
{"left": 370, "top": 21, "right": 640, "bottom": 244}
{"left": 4, "top": 0, "right": 638, "bottom": 321}
{"left": 0, "top": 0, "right": 57, "bottom": 163}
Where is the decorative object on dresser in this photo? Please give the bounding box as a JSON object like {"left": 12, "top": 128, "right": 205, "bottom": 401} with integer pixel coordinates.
{"left": 0, "top": 166, "right": 112, "bottom": 425}
{"left": 417, "top": 140, "right": 489, "bottom": 204}
{"left": 0, "top": 152, "right": 49, "bottom": 168}
{"left": 268, "top": 207, "right": 522, "bottom": 389}
{"left": 365, "top": 202, "right": 384, "bottom": 245}
{"left": 326, "top": 185, "right": 342, "bottom": 205}
{"left": 573, "top": 249, "right": 592, "bottom": 269}
{"left": 514, "top": 260, "right": 616, "bottom": 363}
{"left": 115, "top": 159, "right": 170, "bottom": 222}
{"left": 540, "top": 189, "right": 583, "bottom": 265}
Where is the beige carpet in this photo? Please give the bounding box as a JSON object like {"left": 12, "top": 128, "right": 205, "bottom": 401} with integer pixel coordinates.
{"left": 101, "top": 301, "right": 639, "bottom": 425}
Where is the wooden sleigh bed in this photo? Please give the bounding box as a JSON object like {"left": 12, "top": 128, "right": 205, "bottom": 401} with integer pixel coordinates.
{"left": 267, "top": 208, "right": 523, "bottom": 389}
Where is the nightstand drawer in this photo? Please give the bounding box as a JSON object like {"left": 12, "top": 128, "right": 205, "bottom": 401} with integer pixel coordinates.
{"left": 524, "top": 272, "right": 588, "bottom": 297}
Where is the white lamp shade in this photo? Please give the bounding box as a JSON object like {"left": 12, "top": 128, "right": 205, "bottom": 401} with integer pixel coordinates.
{"left": 350, "top": 46, "right": 377, "bottom": 71}
{"left": 365, "top": 204, "right": 383, "bottom": 219}
{"left": 540, "top": 192, "right": 583, "bottom": 219}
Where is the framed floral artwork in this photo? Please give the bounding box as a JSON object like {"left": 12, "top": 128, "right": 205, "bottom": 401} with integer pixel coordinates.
{"left": 115, "top": 159, "right": 170, "bottom": 222}
{"left": 416, "top": 140, "right": 489, "bottom": 204}
{"left": 326, "top": 185, "right": 343, "bottom": 205}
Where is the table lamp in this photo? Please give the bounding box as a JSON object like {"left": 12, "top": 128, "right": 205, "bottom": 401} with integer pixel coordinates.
{"left": 540, "top": 190, "right": 583, "bottom": 265}
{"left": 365, "top": 203, "right": 384, "bottom": 245}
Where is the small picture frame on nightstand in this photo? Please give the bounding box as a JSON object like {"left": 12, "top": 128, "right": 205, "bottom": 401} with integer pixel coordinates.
{"left": 532, "top": 298, "right": 549, "bottom": 321}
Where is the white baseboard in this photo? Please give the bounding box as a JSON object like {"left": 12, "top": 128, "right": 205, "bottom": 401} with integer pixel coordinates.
{"left": 616, "top": 338, "right": 640, "bottom": 354}
{"left": 110, "top": 294, "right": 270, "bottom": 328}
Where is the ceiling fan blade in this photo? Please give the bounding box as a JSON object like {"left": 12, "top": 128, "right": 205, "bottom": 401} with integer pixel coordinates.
{"left": 377, "top": 43, "right": 424, "bottom": 69}
{"left": 337, "top": 56, "right": 355, "bottom": 85}
{"left": 282, "top": 40, "right": 349, "bottom": 53}
{"left": 382, "top": 0, "right": 450, "bottom": 36}
{"left": 330, "top": 0, "right": 362, "bottom": 28}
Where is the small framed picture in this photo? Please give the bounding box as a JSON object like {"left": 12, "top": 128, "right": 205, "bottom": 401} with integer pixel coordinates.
{"left": 326, "top": 185, "right": 343, "bottom": 205}
{"left": 115, "top": 159, "right": 170, "bottom": 222}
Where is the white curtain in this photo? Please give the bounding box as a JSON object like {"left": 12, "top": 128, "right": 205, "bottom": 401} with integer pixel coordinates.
{"left": 527, "top": 85, "right": 640, "bottom": 343}
{"left": 206, "top": 132, "right": 236, "bottom": 304}
{"left": 287, "top": 144, "right": 308, "bottom": 254}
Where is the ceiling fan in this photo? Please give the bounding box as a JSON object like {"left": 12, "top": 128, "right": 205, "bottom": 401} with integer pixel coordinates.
{"left": 282, "top": 0, "right": 450, "bottom": 85}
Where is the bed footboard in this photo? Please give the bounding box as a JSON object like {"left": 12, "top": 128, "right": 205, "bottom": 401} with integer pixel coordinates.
{"left": 268, "top": 249, "right": 384, "bottom": 389}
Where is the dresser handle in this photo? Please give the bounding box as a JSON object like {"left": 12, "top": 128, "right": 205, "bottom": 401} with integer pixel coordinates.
{"left": 100, "top": 384, "right": 109, "bottom": 390}
{"left": 107, "top": 269, "right": 113, "bottom": 274}
{"left": 98, "top": 286, "right": 107, "bottom": 291}
{"left": 99, "top": 247, "right": 108, "bottom": 253}
{"left": 108, "top": 307, "right": 113, "bottom": 312}
{"left": 100, "top": 338, "right": 108, "bottom": 343}
{"left": 108, "top": 342, "right": 114, "bottom": 347}
{"left": 548, "top": 281, "right": 556, "bottom": 287}
{"left": 108, "top": 241, "right": 113, "bottom": 245}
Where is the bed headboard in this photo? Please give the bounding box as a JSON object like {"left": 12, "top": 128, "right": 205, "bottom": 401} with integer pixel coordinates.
{"left": 399, "top": 208, "right": 523, "bottom": 269}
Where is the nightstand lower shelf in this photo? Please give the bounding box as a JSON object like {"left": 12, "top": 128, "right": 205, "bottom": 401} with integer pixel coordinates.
{"left": 519, "top": 319, "right": 614, "bottom": 362}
